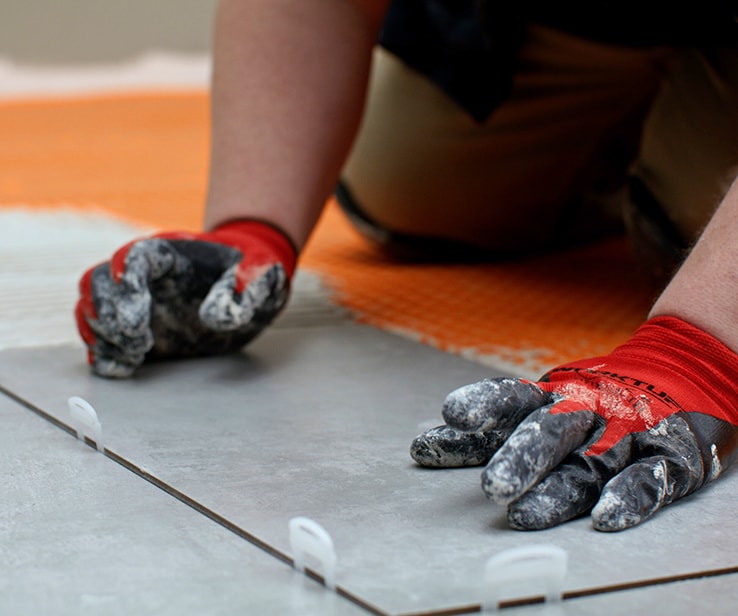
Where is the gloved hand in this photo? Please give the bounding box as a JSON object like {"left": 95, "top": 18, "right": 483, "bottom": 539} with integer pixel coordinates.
{"left": 411, "top": 317, "right": 738, "bottom": 531}
{"left": 76, "top": 219, "right": 297, "bottom": 378}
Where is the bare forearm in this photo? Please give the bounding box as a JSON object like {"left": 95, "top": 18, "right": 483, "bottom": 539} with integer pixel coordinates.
{"left": 204, "top": 0, "right": 389, "bottom": 248}
{"left": 651, "top": 175, "right": 738, "bottom": 352}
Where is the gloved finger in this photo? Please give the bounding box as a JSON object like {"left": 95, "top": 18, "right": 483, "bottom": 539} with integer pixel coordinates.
{"left": 77, "top": 239, "right": 167, "bottom": 369}
{"left": 676, "top": 412, "right": 738, "bottom": 480}
{"left": 441, "top": 377, "right": 552, "bottom": 433}
{"left": 410, "top": 425, "right": 509, "bottom": 468}
{"left": 505, "top": 424, "right": 644, "bottom": 530}
{"left": 481, "top": 404, "right": 596, "bottom": 504}
{"left": 506, "top": 454, "right": 605, "bottom": 530}
{"left": 85, "top": 335, "right": 143, "bottom": 378}
{"left": 89, "top": 264, "right": 154, "bottom": 349}
{"left": 591, "top": 456, "right": 686, "bottom": 532}
{"left": 199, "top": 263, "right": 288, "bottom": 331}
{"left": 85, "top": 307, "right": 151, "bottom": 377}
{"left": 77, "top": 262, "right": 154, "bottom": 377}
{"left": 593, "top": 416, "right": 705, "bottom": 532}
{"left": 109, "top": 239, "right": 178, "bottom": 336}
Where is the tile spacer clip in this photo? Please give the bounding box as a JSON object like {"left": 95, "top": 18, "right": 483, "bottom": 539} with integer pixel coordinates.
{"left": 482, "top": 544, "right": 567, "bottom": 612}
{"left": 68, "top": 396, "right": 104, "bottom": 453}
{"left": 288, "top": 516, "right": 337, "bottom": 591}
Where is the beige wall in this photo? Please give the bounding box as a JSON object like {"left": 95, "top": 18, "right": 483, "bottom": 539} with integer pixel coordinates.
{"left": 0, "top": 0, "right": 217, "bottom": 63}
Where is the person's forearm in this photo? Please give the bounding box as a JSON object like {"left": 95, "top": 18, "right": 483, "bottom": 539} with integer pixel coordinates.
{"left": 204, "top": 0, "right": 389, "bottom": 248}
{"left": 650, "top": 175, "right": 738, "bottom": 353}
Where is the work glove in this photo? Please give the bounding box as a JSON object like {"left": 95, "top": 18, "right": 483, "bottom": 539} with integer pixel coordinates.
{"left": 411, "top": 317, "right": 738, "bottom": 531}
{"left": 76, "top": 220, "right": 297, "bottom": 378}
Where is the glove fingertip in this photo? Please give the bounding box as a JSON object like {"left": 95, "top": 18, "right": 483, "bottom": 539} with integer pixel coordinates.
{"left": 591, "top": 491, "right": 643, "bottom": 532}
{"left": 592, "top": 458, "right": 675, "bottom": 532}
{"left": 410, "top": 425, "right": 500, "bottom": 468}
{"left": 410, "top": 433, "right": 445, "bottom": 468}
{"left": 441, "top": 381, "right": 497, "bottom": 432}
{"left": 91, "top": 356, "right": 138, "bottom": 379}
{"left": 481, "top": 462, "right": 521, "bottom": 505}
{"left": 199, "top": 287, "right": 255, "bottom": 331}
{"left": 442, "top": 377, "right": 551, "bottom": 432}
{"left": 507, "top": 503, "right": 553, "bottom": 531}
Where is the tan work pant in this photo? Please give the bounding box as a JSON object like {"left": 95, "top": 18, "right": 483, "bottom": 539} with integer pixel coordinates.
{"left": 340, "top": 25, "right": 738, "bottom": 260}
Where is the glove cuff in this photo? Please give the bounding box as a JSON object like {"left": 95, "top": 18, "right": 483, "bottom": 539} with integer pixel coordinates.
{"left": 558, "top": 316, "right": 738, "bottom": 428}
{"left": 212, "top": 219, "right": 298, "bottom": 279}
{"left": 540, "top": 316, "right": 738, "bottom": 456}
{"left": 612, "top": 316, "right": 738, "bottom": 425}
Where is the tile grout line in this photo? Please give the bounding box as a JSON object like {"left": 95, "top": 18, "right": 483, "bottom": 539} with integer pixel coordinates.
{"left": 395, "top": 564, "right": 738, "bottom": 616}
{"left": 561, "top": 566, "right": 738, "bottom": 601}
{"left": 0, "top": 384, "right": 389, "bottom": 616}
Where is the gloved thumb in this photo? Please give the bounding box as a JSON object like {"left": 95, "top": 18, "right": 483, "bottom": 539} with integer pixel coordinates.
{"left": 199, "top": 262, "right": 288, "bottom": 331}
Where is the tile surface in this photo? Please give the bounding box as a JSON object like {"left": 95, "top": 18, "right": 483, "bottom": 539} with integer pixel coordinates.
{"left": 0, "top": 208, "right": 148, "bottom": 351}
{"left": 3, "top": 326, "right": 738, "bottom": 614}
{"left": 0, "top": 393, "right": 367, "bottom": 616}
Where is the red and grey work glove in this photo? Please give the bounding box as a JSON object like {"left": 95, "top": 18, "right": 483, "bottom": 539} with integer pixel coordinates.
{"left": 411, "top": 317, "right": 738, "bottom": 531}
{"left": 76, "top": 220, "right": 296, "bottom": 378}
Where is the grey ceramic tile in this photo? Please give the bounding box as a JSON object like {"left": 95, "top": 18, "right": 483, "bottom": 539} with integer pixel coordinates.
{"left": 2, "top": 326, "right": 738, "bottom": 615}
{"left": 0, "top": 393, "right": 368, "bottom": 616}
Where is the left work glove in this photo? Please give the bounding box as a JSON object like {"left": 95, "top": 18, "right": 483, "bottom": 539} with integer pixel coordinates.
{"left": 76, "top": 219, "right": 296, "bottom": 378}
{"left": 411, "top": 317, "right": 738, "bottom": 531}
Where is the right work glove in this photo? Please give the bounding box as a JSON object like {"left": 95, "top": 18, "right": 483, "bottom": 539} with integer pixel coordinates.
{"left": 75, "top": 219, "right": 297, "bottom": 378}
{"left": 411, "top": 317, "right": 738, "bottom": 531}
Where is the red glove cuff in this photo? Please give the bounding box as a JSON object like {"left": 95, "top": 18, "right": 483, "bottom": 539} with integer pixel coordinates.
{"left": 211, "top": 219, "right": 298, "bottom": 279}
{"left": 545, "top": 316, "right": 738, "bottom": 430}
{"left": 611, "top": 316, "right": 738, "bottom": 426}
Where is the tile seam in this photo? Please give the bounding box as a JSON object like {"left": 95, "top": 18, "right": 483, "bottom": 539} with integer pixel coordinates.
{"left": 0, "top": 384, "right": 389, "bottom": 616}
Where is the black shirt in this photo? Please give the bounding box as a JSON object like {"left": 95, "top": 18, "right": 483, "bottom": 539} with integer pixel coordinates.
{"left": 379, "top": 0, "right": 738, "bottom": 121}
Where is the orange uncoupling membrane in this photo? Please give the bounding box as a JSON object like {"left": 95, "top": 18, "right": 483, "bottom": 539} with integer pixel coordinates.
{"left": 301, "top": 201, "right": 654, "bottom": 376}
{"left": 0, "top": 92, "right": 653, "bottom": 376}
{"left": 0, "top": 91, "right": 209, "bottom": 230}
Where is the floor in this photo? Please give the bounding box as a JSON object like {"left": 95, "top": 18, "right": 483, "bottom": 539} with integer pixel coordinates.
{"left": 3, "top": 4, "right": 738, "bottom": 614}
{"left": 4, "top": 283, "right": 738, "bottom": 615}
{"left": 3, "top": 210, "right": 738, "bottom": 615}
